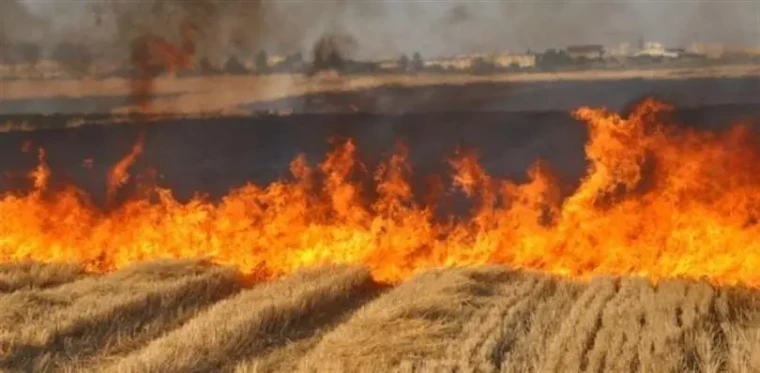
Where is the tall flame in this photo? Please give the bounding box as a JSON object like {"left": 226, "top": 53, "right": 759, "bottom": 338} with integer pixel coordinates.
{"left": 28, "top": 147, "right": 51, "bottom": 192}
{"left": 106, "top": 131, "right": 145, "bottom": 205}
{"left": 2, "top": 98, "right": 760, "bottom": 286}
{"left": 119, "top": 22, "right": 195, "bottom": 206}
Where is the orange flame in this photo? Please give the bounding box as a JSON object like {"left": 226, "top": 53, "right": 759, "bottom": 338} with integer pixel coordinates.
{"left": 122, "top": 23, "right": 194, "bottom": 205}
{"left": 2, "top": 98, "right": 760, "bottom": 286}
{"left": 106, "top": 131, "right": 145, "bottom": 205}
{"left": 28, "top": 148, "right": 50, "bottom": 192}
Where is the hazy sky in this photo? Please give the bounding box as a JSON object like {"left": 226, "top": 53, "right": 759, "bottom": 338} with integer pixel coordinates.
{"left": 7, "top": 0, "right": 760, "bottom": 59}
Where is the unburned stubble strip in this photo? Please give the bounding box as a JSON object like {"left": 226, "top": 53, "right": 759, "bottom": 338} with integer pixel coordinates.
{"left": 107, "top": 265, "right": 377, "bottom": 373}
{"left": 583, "top": 277, "right": 653, "bottom": 373}
{"left": 636, "top": 279, "right": 718, "bottom": 372}
{"left": 0, "top": 261, "right": 86, "bottom": 293}
{"left": 298, "top": 266, "right": 520, "bottom": 373}
{"left": 500, "top": 279, "right": 584, "bottom": 373}
{"left": 0, "top": 259, "right": 241, "bottom": 372}
{"left": 455, "top": 273, "right": 548, "bottom": 373}
{"left": 540, "top": 276, "right": 618, "bottom": 372}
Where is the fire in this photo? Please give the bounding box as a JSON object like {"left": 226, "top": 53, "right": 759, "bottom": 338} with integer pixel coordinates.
{"left": 106, "top": 132, "right": 145, "bottom": 205}
{"left": 28, "top": 148, "right": 51, "bottom": 192}
{"left": 119, "top": 22, "right": 194, "bottom": 204}
{"left": 2, "top": 98, "right": 760, "bottom": 286}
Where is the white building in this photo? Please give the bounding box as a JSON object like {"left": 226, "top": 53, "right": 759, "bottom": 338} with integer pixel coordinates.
{"left": 493, "top": 54, "right": 536, "bottom": 68}
{"left": 635, "top": 42, "right": 679, "bottom": 58}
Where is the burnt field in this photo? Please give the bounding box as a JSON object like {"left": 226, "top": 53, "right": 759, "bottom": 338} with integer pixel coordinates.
{"left": 1, "top": 76, "right": 760, "bottom": 204}
{"left": 1, "top": 102, "right": 760, "bottom": 205}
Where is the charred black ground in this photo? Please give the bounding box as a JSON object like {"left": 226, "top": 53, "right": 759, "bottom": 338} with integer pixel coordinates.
{"left": 1, "top": 78, "right": 759, "bottom": 206}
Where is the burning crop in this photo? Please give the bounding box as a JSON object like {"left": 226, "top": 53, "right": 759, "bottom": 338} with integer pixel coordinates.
{"left": 1, "top": 98, "right": 760, "bottom": 286}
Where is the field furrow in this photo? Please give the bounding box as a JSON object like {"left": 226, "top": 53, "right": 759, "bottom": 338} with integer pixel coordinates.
{"left": 500, "top": 280, "right": 584, "bottom": 373}
{"left": 0, "top": 261, "right": 86, "bottom": 293}
{"left": 230, "top": 271, "right": 384, "bottom": 373}
{"left": 107, "top": 265, "right": 378, "bottom": 373}
{"left": 298, "top": 267, "right": 519, "bottom": 373}
{"left": 456, "top": 273, "right": 547, "bottom": 373}
{"left": 540, "top": 277, "right": 619, "bottom": 372}
{"left": 2, "top": 261, "right": 760, "bottom": 372}
{"left": 0, "top": 259, "right": 240, "bottom": 372}
{"left": 713, "top": 286, "right": 760, "bottom": 373}
{"left": 583, "top": 277, "right": 652, "bottom": 372}
{"left": 636, "top": 279, "right": 716, "bottom": 372}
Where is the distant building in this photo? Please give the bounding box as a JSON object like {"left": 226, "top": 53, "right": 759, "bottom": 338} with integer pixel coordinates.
{"left": 493, "top": 53, "right": 536, "bottom": 68}
{"left": 273, "top": 53, "right": 307, "bottom": 73}
{"left": 635, "top": 42, "right": 679, "bottom": 59}
{"left": 565, "top": 45, "right": 605, "bottom": 60}
{"left": 424, "top": 56, "right": 474, "bottom": 71}
{"left": 268, "top": 55, "right": 286, "bottom": 66}
{"left": 686, "top": 43, "right": 724, "bottom": 59}
{"left": 688, "top": 43, "right": 760, "bottom": 60}
{"left": 725, "top": 47, "right": 760, "bottom": 58}
{"left": 0, "top": 59, "right": 68, "bottom": 80}
{"left": 606, "top": 42, "right": 632, "bottom": 57}
{"left": 378, "top": 60, "right": 400, "bottom": 70}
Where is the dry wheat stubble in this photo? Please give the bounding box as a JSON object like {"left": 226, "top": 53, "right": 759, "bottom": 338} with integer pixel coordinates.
{"left": 298, "top": 266, "right": 523, "bottom": 373}
{"left": 108, "top": 265, "right": 379, "bottom": 373}
{"left": 0, "top": 259, "right": 241, "bottom": 372}
{"left": 0, "top": 261, "right": 86, "bottom": 293}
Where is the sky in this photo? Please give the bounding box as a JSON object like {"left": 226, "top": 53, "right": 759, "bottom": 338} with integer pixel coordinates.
{"left": 5, "top": 0, "right": 760, "bottom": 60}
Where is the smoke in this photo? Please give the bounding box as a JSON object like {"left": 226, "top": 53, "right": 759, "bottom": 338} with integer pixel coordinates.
{"left": 10, "top": 0, "right": 760, "bottom": 61}
{"left": 1, "top": 0, "right": 47, "bottom": 44}
{"left": 629, "top": 2, "right": 758, "bottom": 46}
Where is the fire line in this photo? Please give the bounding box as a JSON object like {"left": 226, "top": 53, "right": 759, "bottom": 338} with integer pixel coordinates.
{"left": 2, "top": 98, "right": 760, "bottom": 286}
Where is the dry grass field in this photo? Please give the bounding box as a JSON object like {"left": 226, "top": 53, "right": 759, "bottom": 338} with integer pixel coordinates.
{"left": 1, "top": 260, "right": 759, "bottom": 373}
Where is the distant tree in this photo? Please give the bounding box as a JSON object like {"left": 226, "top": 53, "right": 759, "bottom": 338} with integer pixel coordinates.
{"left": 279, "top": 52, "right": 304, "bottom": 73}
{"left": 537, "top": 49, "right": 572, "bottom": 71}
{"left": 426, "top": 64, "right": 445, "bottom": 74}
{"left": 197, "top": 57, "right": 219, "bottom": 75}
{"left": 308, "top": 53, "right": 323, "bottom": 76}
{"left": 224, "top": 57, "right": 248, "bottom": 75}
{"left": 18, "top": 43, "right": 40, "bottom": 64}
{"left": 288, "top": 52, "right": 303, "bottom": 64}
{"left": 411, "top": 52, "right": 424, "bottom": 72}
{"left": 397, "top": 54, "right": 409, "bottom": 72}
{"left": 327, "top": 50, "right": 344, "bottom": 71}
{"left": 255, "top": 50, "right": 268, "bottom": 73}
{"left": 308, "top": 35, "right": 347, "bottom": 76}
